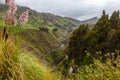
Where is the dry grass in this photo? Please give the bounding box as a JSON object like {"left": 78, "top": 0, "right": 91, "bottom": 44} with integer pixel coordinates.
{"left": 0, "top": 37, "right": 24, "bottom": 80}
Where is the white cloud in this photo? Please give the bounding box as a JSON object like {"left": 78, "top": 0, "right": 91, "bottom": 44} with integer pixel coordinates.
{"left": 84, "top": 0, "right": 107, "bottom": 6}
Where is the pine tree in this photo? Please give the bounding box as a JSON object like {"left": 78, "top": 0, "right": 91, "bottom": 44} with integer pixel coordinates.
{"left": 110, "top": 11, "right": 120, "bottom": 29}
{"left": 64, "top": 24, "right": 94, "bottom": 67}
{"left": 95, "top": 10, "right": 110, "bottom": 44}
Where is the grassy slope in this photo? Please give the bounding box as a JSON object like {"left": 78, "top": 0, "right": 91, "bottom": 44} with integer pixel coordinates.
{"left": 20, "top": 53, "right": 61, "bottom": 80}
{"left": 20, "top": 29, "right": 60, "bottom": 59}
{"left": 0, "top": 36, "right": 61, "bottom": 80}
{"left": 0, "top": 34, "right": 120, "bottom": 80}
{"left": 1, "top": 38, "right": 120, "bottom": 80}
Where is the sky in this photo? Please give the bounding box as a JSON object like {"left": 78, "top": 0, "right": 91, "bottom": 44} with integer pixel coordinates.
{"left": 1, "top": 0, "right": 120, "bottom": 20}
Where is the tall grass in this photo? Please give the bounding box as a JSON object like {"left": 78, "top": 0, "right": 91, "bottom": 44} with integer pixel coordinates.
{"left": 0, "top": 37, "right": 24, "bottom": 80}
{"left": 21, "top": 53, "right": 61, "bottom": 80}
{"left": 0, "top": 29, "right": 61, "bottom": 80}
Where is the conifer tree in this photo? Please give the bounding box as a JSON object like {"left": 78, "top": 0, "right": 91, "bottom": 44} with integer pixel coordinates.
{"left": 64, "top": 24, "right": 93, "bottom": 66}
{"left": 95, "top": 10, "right": 110, "bottom": 44}
{"left": 110, "top": 11, "right": 120, "bottom": 29}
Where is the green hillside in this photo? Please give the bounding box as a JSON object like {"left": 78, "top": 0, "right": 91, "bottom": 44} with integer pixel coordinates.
{"left": 20, "top": 29, "right": 60, "bottom": 59}
{"left": 0, "top": 4, "right": 79, "bottom": 63}
{"left": 0, "top": 4, "right": 80, "bottom": 31}
{"left": 1, "top": 2, "right": 120, "bottom": 80}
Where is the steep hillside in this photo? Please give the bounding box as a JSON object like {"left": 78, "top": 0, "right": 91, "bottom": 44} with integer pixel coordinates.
{"left": 0, "top": 4, "right": 80, "bottom": 61}
{"left": 20, "top": 29, "right": 60, "bottom": 59}
{"left": 0, "top": 4, "right": 80, "bottom": 32}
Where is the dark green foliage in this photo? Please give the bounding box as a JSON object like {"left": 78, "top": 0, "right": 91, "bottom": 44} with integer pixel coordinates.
{"left": 110, "top": 11, "right": 120, "bottom": 29}
{"left": 52, "top": 27, "right": 58, "bottom": 32}
{"left": 58, "top": 10, "right": 120, "bottom": 74}
{"left": 97, "top": 11, "right": 110, "bottom": 39}
{"left": 86, "top": 10, "right": 120, "bottom": 55}
{"left": 58, "top": 24, "right": 93, "bottom": 74}
{"left": 45, "top": 49, "right": 63, "bottom": 66}
{"left": 67, "top": 24, "right": 90, "bottom": 65}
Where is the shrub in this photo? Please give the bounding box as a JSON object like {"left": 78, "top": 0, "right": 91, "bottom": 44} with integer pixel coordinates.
{"left": 52, "top": 27, "right": 58, "bottom": 32}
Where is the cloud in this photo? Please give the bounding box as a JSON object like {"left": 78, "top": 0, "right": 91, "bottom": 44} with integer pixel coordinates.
{"left": 1, "top": 0, "right": 120, "bottom": 20}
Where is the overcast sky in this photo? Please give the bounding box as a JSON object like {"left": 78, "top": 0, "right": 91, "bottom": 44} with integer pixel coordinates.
{"left": 1, "top": 0, "right": 120, "bottom": 20}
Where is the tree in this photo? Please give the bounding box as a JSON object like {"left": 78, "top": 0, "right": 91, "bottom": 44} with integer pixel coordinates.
{"left": 63, "top": 24, "right": 94, "bottom": 67}
{"left": 95, "top": 10, "right": 110, "bottom": 44}
{"left": 58, "top": 10, "right": 120, "bottom": 74}
{"left": 110, "top": 11, "right": 120, "bottom": 29}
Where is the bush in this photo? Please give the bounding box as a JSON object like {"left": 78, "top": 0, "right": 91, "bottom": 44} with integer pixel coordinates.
{"left": 52, "top": 27, "right": 58, "bottom": 32}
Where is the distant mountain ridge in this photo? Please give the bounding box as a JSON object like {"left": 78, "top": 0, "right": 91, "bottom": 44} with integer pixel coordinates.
{"left": 0, "top": 4, "right": 98, "bottom": 31}
{"left": 80, "top": 17, "right": 98, "bottom": 24}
